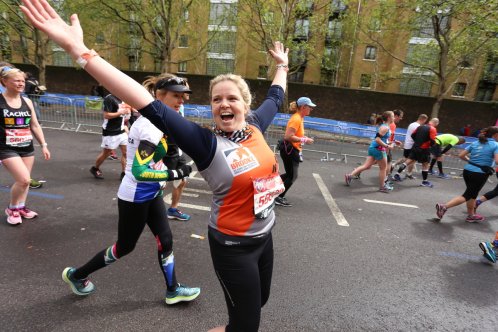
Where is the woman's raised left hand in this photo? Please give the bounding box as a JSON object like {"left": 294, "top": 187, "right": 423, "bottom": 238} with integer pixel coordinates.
{"left": 269, "top": 41, "right": 289, "bottom": 66}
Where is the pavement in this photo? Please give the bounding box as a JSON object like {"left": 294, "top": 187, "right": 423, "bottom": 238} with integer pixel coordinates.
{"left": 1, "top": 128, "right": 498, "bottom": 332}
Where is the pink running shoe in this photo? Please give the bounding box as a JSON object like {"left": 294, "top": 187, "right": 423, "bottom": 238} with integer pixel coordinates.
{"left": 466, "top": 214, "right": 484, "bottom": 223}
{"left": 19, "top": 206, "right": 38, "bottom": 219}
{"left": 5, "top": 208, "right": 22, "bottom": 225}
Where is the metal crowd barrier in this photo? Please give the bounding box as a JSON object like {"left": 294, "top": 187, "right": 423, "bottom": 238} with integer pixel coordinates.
{"left": 32, "top": 94, "right": 468, "bottom": 172}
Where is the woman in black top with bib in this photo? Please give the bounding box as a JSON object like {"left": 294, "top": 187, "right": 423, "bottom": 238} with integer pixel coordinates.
{"left": 0, "top": 66, "right": 50, "bottom": 225}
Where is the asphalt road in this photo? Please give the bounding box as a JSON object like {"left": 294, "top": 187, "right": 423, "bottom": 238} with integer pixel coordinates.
{"left": 1, "top": 129, "right": 497, "bottom": 332}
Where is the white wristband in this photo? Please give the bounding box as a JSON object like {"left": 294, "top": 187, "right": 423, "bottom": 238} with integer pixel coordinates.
{"left": 76, "top": 49, "right": 99, "bottom": 69}
{"left": 41, "top": 143, "right": 48, "bottom": 147}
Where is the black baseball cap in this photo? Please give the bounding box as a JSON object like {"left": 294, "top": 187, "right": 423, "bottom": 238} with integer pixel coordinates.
{"left": 156, "top": 77, "right": 192, "bottom": 93}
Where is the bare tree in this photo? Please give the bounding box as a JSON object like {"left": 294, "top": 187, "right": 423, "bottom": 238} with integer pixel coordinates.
{"left": 356, "top": 0, "right": 498, "bottom": 118}
{"left": 0, "top": 0, "right": 51, "bottom": 86}
{"left": 237, "top": 0, "right": 336, "bottom": 80}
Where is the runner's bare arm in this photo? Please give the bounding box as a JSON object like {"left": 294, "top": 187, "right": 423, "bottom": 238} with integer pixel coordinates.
{"left": 20, "top": 0, "right": 153, "bottom": 110}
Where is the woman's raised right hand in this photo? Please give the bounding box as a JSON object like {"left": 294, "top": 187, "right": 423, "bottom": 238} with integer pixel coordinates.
{"left": 20, "top": 0, "right": 87, "bottom": 58}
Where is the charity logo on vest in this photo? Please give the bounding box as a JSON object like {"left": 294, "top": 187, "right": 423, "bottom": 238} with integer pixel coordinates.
{"left": 224, "top": 146, "right": 260, "bottom": 176}
{"left": 3, "top": 109, "right": 30, "bottom": 118}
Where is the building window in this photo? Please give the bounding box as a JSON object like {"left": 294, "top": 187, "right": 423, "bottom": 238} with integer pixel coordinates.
{"left": 359, "top": 74, "right": 371, "bottom": 88}
{"left": 399, "top": 74, "right": 432, "bottom": 96}
{"left": 368, "top": 17, "right": 381, "bottom": 32}
{"left": 209, "top": 2, "right": 238, "bottom": 26}
{"left": 320, "top": 69, "right": 337, "bottom": 86}
{"left": 475, "top": 81, "right": 496, "bottom": 102}
{"left": 178, "top": 61, "right": 187, "bottom": 73}
{"left": 52, "top": 51, "right": 73, "bottom": 67}
{"left": 179, "top": 35, "right": 188, "bottom": 48}
{"left": 208, "top": 30, "right": 236, "bottom": 54}
{"left": 295, "top": 18, "right": 310, "bottom": 40}
{"left": 258, "top": 65, "right": 268, "bottom": 79}
{"left": 364, "top": 46, "right": 377, "bottom": 60}
{"left": 452, "top": 83, "right": 466, "bottom": 97}
{"left": 414, "top": 16, "right": 449, "bottom": 38}
{"left": 207, "top": 58, "right": 234, "bottom": 76}
{"left": 290, "top": 44, "right": 307, "bottom": 67}
{"left": 405, "top": 43, "right": 438, "bottom": 67}
{"left": 289, "top": 66, "right": 305, "bottom": 83}
{"left": 326, "top": 19, "right": 342, "bottom": 42}
{"left": 331, "top": 0, "right": 347, "bottom": 12}
{"left": 51, "top": 43, "right": 72, "bottom": 66}
{"left": 128, "top": 54, "right": 139, "bottom": 71}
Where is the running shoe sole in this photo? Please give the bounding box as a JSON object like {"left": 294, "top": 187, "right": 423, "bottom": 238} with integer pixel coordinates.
{"left": 345, "top": 174, "right": 352, "bottom": 186}
{"left": 479, "top": 242, "right": 496, "bottom": 263}
{"left": 435, "top": 203, "right": 447, "bottom": 219}
{"left": 90, "top": 167, "right": 104, "bottom": 179}
{"left": 167, "top": 214, "right": 191, "bottom": 221}
{"left": 165, "top": 289, "right": 201, "bottom": 305}
{"left": 19, "top": 209, "right": 38, "bottom": 219}
{"left": 466, "top": 215, "right": 485, "bottom": 223}
{"left": 62, "top": 267, "right": 94, "bottom": 296}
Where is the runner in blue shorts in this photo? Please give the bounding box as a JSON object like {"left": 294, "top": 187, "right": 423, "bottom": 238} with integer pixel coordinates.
{"left": 345, "top": 111, "right": 394, "bottom": 193}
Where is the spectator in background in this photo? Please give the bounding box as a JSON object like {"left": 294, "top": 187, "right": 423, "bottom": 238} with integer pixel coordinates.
{"left": 90, "top": 83, "right": 106, "bottom": 98}
{"left": 24, "top": 72, "right": 46, "bottom": 120}
{"left": 461, "top": 124, "right": 471, "bottom": 137}
{"left": 367, "top": 113, "right": 376, "bottom": 125}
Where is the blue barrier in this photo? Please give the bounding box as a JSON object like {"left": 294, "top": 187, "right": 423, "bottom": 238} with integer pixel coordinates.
{"left": 39, "top": 93, "right": 103, "bottom": 107}
{"left": 39, "top": 93, "right": 477, "bottom": 149}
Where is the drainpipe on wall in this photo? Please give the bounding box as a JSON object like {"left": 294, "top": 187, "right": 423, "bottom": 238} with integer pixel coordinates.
{"left": 346, "top": 0, "right": 361, "bottom": 87}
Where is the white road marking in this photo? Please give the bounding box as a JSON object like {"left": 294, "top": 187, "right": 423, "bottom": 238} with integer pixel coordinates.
{"left": 363, "top": 199, "right": 419, "bottom": 208}
{"left": 180, "top": 193, "right": 200, "bottom": 198}
{"left": 313, "top": 173, "right": 349, "bottom": 227}
{"left": 163, "top": 193, "right": 211, "bottom": 211}
{"left": 163, "top": 187, "right": 211, "bottom": 211}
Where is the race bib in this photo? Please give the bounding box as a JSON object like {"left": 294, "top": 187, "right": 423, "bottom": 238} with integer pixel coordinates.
{"left": 5, "top": 128, "right": 33, "bottom": 147}
{"left": 253, "top": 173, "right": 285, "bottom": 219}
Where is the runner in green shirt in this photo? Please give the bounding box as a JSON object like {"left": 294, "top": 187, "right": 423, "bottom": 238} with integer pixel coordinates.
{"left": 429, "top": 134, "right": 465, "bottom": 178}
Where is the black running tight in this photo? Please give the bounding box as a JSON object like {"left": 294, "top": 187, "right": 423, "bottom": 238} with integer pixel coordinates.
{"left": 209, "top": 229, "right": 274, "bottom": 332}
{"left": 279, "top": 147, "right": 300, "bottom": 197}
{"left": 462, "top": 170, "right": 489, "bottom": 201}
{"left": 72, "top": 196, "right": 177, "bottom": 290}
{"left": 483, "top": 184, "right": 498, "bottom": 201}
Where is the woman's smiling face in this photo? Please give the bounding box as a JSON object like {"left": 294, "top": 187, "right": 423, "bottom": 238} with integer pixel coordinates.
{"left": 211, "top": 80, "right": 249, "bottom": 133}
{"left": 2, "top": 72, "right": 25, "bottom": 93}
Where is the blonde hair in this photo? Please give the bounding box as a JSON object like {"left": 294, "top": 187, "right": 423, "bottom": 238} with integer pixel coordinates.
{"left": 375, "top": 110, "right": 394, "bottom": 125}
{"left": 0, "top": 66, "right": 24, "bottom": 87}
{"left": 289, "top": 101, "right": 298, "bottom": 113}
{"left": 209, "top": 74, "right": 252, "bottom": 109}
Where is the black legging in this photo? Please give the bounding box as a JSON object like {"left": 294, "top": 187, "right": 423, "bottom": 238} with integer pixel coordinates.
{"left": 72, "top": 196, "right": 177, "bottom": 290}
{"left": 209, "top": 229, "right": 273, "bottom": 332}
{"left": 483, "top": 182, "right": 498, "bottom": 201}
{"left": 279, "top": 145, "right": 300, "bottom": 197}
{"left": 462, "top": 169, "right": 489, "bottom": 201}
